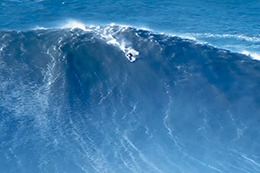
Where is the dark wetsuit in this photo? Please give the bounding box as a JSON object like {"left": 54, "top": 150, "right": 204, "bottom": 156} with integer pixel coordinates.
{"left": 127, "top": 53, "right": 133, "bottom": 61}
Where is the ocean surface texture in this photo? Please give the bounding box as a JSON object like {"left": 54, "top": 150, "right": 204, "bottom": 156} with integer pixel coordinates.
{"left": 1, "top": 1, "right": 260, "bottom": 173}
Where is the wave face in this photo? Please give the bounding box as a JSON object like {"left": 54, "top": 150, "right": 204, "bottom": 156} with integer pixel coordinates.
{"left": 0, "top": 25, "right": 260, "bottom": 173}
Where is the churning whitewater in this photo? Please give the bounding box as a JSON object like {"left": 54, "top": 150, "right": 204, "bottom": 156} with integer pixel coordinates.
{"left": 0, "top": 22, "right": 260, "bottom": 173}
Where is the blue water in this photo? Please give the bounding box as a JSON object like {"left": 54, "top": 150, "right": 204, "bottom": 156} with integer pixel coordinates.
{"left": 1, "top": 1, "right": 260, "bottom": 173}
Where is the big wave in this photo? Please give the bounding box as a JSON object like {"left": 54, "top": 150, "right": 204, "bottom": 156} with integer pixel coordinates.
{"left": 0, "top": 22, "right": 260, "bottom": 173}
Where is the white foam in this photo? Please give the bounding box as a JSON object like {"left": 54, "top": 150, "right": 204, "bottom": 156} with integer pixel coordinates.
{"left": 170, "top": 33, "right": 197, "bottom": 41}
{"left": 100, "top": 25, "right": 139, "bottom": 62}
{"left": 241, "top": 51, "right": 260, "bottom": 61}
{"left": 68, "top": 23, "right": 135, "bottom": 61}
{"left": 117, "top": 41, "right": 139, "bottom": 62}
{"left": 33, "top": 26, "right": 47, "bottom": 30}
{"left": 107, "top": 39, "right": 139, "bottom": 62}
{"left": 0, "top": 44, "right": 7, "bottom": 52}
{"left": 61, "top": 20, "right": 87, "bottom": 31}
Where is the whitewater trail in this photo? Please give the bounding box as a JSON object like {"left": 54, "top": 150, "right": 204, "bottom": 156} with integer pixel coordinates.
{"left": 59, "top": 21, "right": 140, "bottom": 62}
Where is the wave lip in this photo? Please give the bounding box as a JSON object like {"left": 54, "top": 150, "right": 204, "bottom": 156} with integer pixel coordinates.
{"left": 29, "top": 20, "right": 260, "bottom": 62}
{"left": 60, "top": 20, "right": 89, "bottom": 31}
{"left": 242, "top": 51, "right": 260, "bottom": 61}
{"left": 190, "top": 33, "right": 260, "bottom": 42}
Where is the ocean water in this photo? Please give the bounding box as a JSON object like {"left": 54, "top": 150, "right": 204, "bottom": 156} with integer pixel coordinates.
{"left": 0, "top": 1, "right": 260, "bottom": 173}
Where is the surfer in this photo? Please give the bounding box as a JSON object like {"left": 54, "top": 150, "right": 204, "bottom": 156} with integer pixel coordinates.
{"left": 127, "top": 52, "right": 133, "bottom": 61}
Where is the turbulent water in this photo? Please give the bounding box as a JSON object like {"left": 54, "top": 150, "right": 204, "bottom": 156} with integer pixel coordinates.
{"left": 0, "top": 24, "right": 260, "bottom": 173}
{"left": 1, "top": 0, "right": 260, "bottom": 173}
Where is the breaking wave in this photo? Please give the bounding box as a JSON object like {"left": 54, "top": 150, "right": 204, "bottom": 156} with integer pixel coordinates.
{"left": 0, "top": 22, "right": 260, "bottom": 173}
